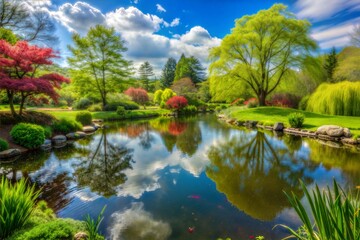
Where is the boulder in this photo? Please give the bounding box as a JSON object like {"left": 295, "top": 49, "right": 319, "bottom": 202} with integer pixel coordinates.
{"left": 316, "top": 125, "right": 345, "bottom": 137}
{"left": 273, "top": 122, "right": 284, "bottom": 131}
{"left": 93, "top": 123, "right": 101, "bottom": 130}
{"left": 343, "top": 128, "right": 352, "bottom": 138}
{"left": 0, "top": 149, "right": 21, "bottom": 159}
{"left": 74, "top": 232, "right": 88, "bottom": 240}
{"left": 75, "top": 131, "right": 86, "bottom": 138}
{"left": 341, "top": 138, "right": 357, "bottom": 145}
{"left": 83, "top": 126, "right": 96, "bottom": 132}
{"left": 226, "top": 118, "right": 236, "bottom": 124}
{"left": 52, "top": 135, "right": 67, "bottom": 145}
{"left": 66, "top": 131, "right": 86, "bottom": 140}
{"left": 40, "top": 139, "right": 52, "bottom": 151}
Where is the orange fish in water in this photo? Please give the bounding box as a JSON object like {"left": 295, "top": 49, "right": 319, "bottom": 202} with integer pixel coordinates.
{"left": 188, "top": 227, "right": 195, "bottom": 233}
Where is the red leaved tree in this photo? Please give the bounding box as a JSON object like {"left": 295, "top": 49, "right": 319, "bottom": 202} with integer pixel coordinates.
{"left": 124, "top": 87, "right": 149, "bottom": 109}
{"left": 166, "top": 96, "right": 188, "bottom": 112}
{"left": 0, "top": 40, "right": 70, "bottom": 116}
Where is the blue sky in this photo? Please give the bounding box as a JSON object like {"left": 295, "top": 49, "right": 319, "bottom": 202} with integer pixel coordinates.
{"left": 29, "top": 0, "right": 360, "bottom": 75}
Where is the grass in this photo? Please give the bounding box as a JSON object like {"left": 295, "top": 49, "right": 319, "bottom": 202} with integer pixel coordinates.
{"left": 223, "top": 106, "right": 360, "bottom": 135}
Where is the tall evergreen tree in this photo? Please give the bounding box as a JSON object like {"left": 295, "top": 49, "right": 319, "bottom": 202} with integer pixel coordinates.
{"left": 174, "top": 54, "right": 205, "bottom": 83}
{"left": 138, "top": 61, "right": 154, "bottom": 91}
{"left": 323, "top": 47, "right": 338, "bottom": 82}
{"left": 161, "top": 57, "right": 177, "bottom": 88}
{"left": 174, "top": 54, "right": 187, "bottom": 81}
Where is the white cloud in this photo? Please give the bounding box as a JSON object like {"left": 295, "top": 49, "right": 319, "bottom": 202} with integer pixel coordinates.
{"left": 156, "top": 4, "right": 166, "bottom": 13}
{"left": 51, "top": 2, "right": 105, "bottom": 34}
{"left": 295, "top": 0, "right": 360, "bottom": 21}
{"left": 170, "top": 18, "right": 180, "bottom": 27}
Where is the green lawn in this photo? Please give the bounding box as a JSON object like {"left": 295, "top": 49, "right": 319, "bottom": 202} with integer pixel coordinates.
{"left": 223, "top": 106, "right": 360, "bottom": 135}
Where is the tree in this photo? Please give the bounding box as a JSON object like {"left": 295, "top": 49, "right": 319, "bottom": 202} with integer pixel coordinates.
{"left": 209, "top": 4, "right": 317, "bottom": 106}
{"left": 174, "top": 54, "right": 205, "bottom": 83}
{"left": 334, "top": 46, "right": 360, "bottom": 82}
{"left": 350, "top": 24, "right": 360, "bottom": 47}
{"left": 124, "top": 87, "right": 149, "bottom": 109}
{"left": 0, "top": 28, "right": 17, "bottom": 44}
{"left": 323, "top": 47, "right": 338, "bottom": 82}
{"left": 166, "top": 96, "right": 188, "bottom": 112}
{"left": 161, "top": 57, "right": 176, "bottom": 88}
{"left": 154, "top": 89, "right": 163, "bottom": 105}
{"left": 138, "top": 61, "right": 154, "bottom": 91}
{"left": 171, "top": 77, "right": 197, "bottom": 102}
{"left": 0, "top": 0, "right": 57, "bottom": 45}
{"left": 68, "top": 25, "right": 131, "bottom": 109}
{"left": 0, "top": 40, "right": 69, "bottom": 116}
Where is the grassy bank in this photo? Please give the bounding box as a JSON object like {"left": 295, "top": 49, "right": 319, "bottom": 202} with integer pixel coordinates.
{"left": 223, "top": 106, "right": 360, "bottom": 135}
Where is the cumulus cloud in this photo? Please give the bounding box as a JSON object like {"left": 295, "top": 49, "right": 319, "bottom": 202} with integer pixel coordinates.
{"left": 51, "top": 2, "right": 105, "bottom": 33}
{"left": 156, "top": 4, "right": 166, "bottom": 13}
{"left": 109, "top": 202, "right": 172, "bottom": 240}
{"left": 295, "top": 0, "right": 360, "bottom": 21}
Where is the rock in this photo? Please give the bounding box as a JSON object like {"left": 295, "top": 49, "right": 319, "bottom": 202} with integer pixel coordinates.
{"left": 66, "top": 131, "right": 86, "bottom": 140}
{"left": 40, "top": 139, "right": 52, "bottom": 151}
{"left": 343, "top": 128, "right": 352, "bottom": 138}
{"left": 226, "top": 118, "right": 236, "bottom": 124}
{"left": 245, "top": 120, "right": 258, "bottom": 127}
{"left": 341, "top": 138, "right": 357, "bottom": 145}
{"left": 316, "top": 125, "right": 345, "bottom": 137}
{"left": 273, "top": 122, "right": 284, "bottom": 131}
{"left": 93, "top": 123, "right": 101, "bottom": 130}
{"left": 235, "top": 121, "right": 245, "bottom": 126}
{"left": 74, "top": 232, "right": 88, "bottom": 240}
{"left": 92, "top": 119, "right": 103, "bottom": 124}
{"left": 52, "top": 135, "right": 67, "bottom": 144}
{"left": 0, "top": 149, "right": 21, "bottom": 159}
{"left": 83, "top": 126, "right": 96, "bottom": 132}
{"left": 75, "top": 131, "right": 86, "bottom": 138}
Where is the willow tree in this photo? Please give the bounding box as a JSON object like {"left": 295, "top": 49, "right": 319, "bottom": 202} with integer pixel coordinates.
{"left": 209, "top": 4, "right": 317, "bottom": 106}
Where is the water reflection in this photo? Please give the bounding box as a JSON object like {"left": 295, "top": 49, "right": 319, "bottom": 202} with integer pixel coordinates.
{"left": 206, "top": 131, "right": 315, "bottom": 221}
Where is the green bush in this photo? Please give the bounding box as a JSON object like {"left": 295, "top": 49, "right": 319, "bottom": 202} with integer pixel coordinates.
{"left": 180, "top": 105, "right": 197, "bottom": 114}
{"left": 87, "top": 104, "right": 102, "bottom": 112}
{"left": 75, "top": 111, "right": 92, "bottom": 125}
{"left": 42, "top": 126, "right": 52, "bottom": 139}
{"left": 10, "top": 123, "right": 45, "bottom": 149}
{"left": 306, "top": 81, "right": 360, "bottom": 116}
{"left": 298, "top": 95, "right": 310, "bottom": 111}
{"left": 51, "top": 118, "right": 83, "bottom": 134}
{"left": 288, "top": 113, "right": 305, "bottom": 128}
{"left": 0, "top": 177, "right": 40, "bottom": 239}
{"left": 116, "top": 106, "right": 126, "bottom": 118}
{"left": 103, "top": 100, "right": 139, "bottom": 111}
{"left": 74, "top": 97, "right": 92, "bottom": 110}
{"left": 0, "top": 137, "right": 9, "bottom": 151}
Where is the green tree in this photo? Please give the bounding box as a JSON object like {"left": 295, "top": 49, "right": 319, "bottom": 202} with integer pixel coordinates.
{"left": 334, "top": 46, "right": 360, "bottom": 82}
{"left": 68, "top": 25, "right": 131, "bottom": 109}
{"left": 174, "top": 54, "right": 205, "bottom": 83}
{"left": 209, "top": 4, "right": 316, "bottom": 106}
{"left": 138, "top": 61, "right": 154, "bottom": 91}
{"left": 350, "top": 24, "right": 360, "bottom": 47}
{"left": 0, "top": 28, "right": 17, "bottom": 44}
{"left": 161, "top": 57, "right": 177, "bottom": 88}
{"left": 323, "top": 47, "right": 338, "bottom": 82}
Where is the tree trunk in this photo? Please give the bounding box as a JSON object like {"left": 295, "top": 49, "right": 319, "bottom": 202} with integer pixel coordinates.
{"left": 7, "top": 90, "right": 17, "bottom": 117}
{"left": 101, "top": 94, "right": 107, "bottom": 111}
{"left": 19, "top": 92, "right": 26, "bottom": 116}
{"left": 258, "top": 91, "right": 267, "bottom": 106}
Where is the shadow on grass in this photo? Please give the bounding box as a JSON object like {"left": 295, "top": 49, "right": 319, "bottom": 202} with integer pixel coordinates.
{"left": 302, "top": 123, "right": 317, "bottom": 129}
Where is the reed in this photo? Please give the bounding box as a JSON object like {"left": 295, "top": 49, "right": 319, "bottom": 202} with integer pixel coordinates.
{"left": 84, "top": 206, "right": 106, "bottom": 240}
{"left": 0, "top": 177, "right": 40, "bottom": 239}
{"left": 306, "top": 81, "right": 360, "bottom": 116}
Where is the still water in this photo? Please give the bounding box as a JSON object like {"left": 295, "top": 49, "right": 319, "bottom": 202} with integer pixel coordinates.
{"left": 1, "top": 114, "right": 360, "bottom": 240}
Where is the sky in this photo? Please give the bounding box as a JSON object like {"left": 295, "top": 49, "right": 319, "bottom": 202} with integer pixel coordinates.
{"left": 27, "top": 0, "right": 360, "bottom": 75}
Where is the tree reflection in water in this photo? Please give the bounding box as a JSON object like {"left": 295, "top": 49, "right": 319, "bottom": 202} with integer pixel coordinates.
{"left": 75, "top": 128, "right": 134, "bottom": 198}
{"left": 206, "top": 131, "right": 315, "bottom": 221}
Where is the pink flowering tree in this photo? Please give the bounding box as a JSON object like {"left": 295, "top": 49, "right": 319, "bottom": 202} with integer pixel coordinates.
{"left": 166, "top": 96, "right": 188, "bottom": 113}
{"left": 0, "top": 40, "right": 70, "bottom": 116}
{"left": 124, "top": 87, "right": 149, "bottom": 109}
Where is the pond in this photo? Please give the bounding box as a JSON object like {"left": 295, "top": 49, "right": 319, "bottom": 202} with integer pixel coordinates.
{"left": 1, "top": 114, "right": 360, "bottom": 240}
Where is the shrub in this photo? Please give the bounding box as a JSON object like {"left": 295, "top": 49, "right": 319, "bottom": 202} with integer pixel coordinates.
{"left": 161, "top": 88, "right": 176, "bottom": 103}
{"left": 269, "top": 93, "right": 301, "bottom": 108}
{"left": 288, "top": 112, "right": 305, "bottom": 128}
{"left": 154, "top": 90, "right": 163, "bottom": 104}
{"left": 166, "top": 96, "right": 188, "bottom": 111}
{"left": 0, "top": 177, "right": 40, "bottom": 239}
{"left": 75, "top": 111, "right": 92, "bottom": 126}
{"left": 10, "top": 123, "right": 45, "bottom": 149}
{"left": 230, "top": 98, "right": 245, "bottom": 106}
{"left": 306, "top": 81, "right": 360, "bottom": 116}
{"left": 103, "top": 101, "right": 139, "bottom": 111}
{"left": 124, "top": 87, "right": 149, "bottom": 107}
{"left": 73, "top": 97, "right": 92, "bottom": 110}
{"left": 51, "top": 118, "right": 83, "bottom": 134}
{"left": 298, "top": 95, "right": 310, "bottom": 111}
{"left": 245, "top": 98, "right": 258, "bottom": 108}
{"left": 0, "top": 137, "right": 9, "bottom": 151}
{"left": 87, "top": 104, "right": 102, "bottom": 112}
{"left": 180, "top": 105, "right": 197, "bottom": 114}
{"left": 116, "top": 106, "right": 126, "bottom": 118}
{"left": 42, "top": 126, "right": 52, "bottom": 139}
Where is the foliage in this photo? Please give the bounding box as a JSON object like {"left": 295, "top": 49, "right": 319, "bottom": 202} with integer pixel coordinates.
{"left": 0, "top": 177, "right": 40, "bottom": 239}
{"left": 76, "top": 111, "right": 93, "bottom": 125}
{"left": 116, "top": 106, "right": 126, "bottom": 117}
{"left": 154, "top": 90, "right": 163, "bottom": 105}
{"left": 42, "top": 126, "right": 52, "bottom": 139}
{"left": 160, "top": 88, "right": 176, "bottom": 107}
{"left": 138, "top": 61, "right": 154, "bottom": 91}
{"left": 103, "top": 100, "right": 139, "bottom": 111}
{"left": 0, "top": 137, "right": 9, "bottom": 151}
{"left": 0, "top": 111, "right": 56, "bottom": 125}
{"left": 161, "top": 57, "right": 177, "bottom": 88}
{"left": 334, "top": 46, "right": 360, "bottom": 82}
{"left": 51, "top": 118, "right": 83, "bottom": 134}
{"left": 10, "top": 123, "right": 45, "bottom": 149}
{"left": 74, "top": 97, "right": 92, "bottom": 110}
{"left": 171, "top": 77, "right": 197, "bottom": 97}
{"left": 0, "top": 40, "right": 70, "bottom": 116}
{"left": 124, "top": 87, "right": 149, "bottom": 107}
{"left": 323, "top": 47, "right": 338, "bottom": 82}
{"left": 166, "top": 96, "right": 188, "bottom": 111}
{"left": 269, "top": 93, "right": 301, "bottom": 108}
{"left": 0, "top": 27, "right": 17, "bottom": 44}
{"left": 84, "top": 206, "right": 106, "bottom": 240}
{"left": 230, "top": 98, "right": 245, "bottom": 106}
{"left": 174, "top": 54, "right": 205, "bottom": 83}
{"left": 350, "top": 24, "right": 360, "bottom": 47}
{"left": 244, "top": 98, "right": 258, "bottom": 108}
{"left": 179, "top": 105, "right": 197, "bottom": 114}
{"left": 306, "top": 81, "right": 360, "bottom": 116}
{"left": 209, "top": 4, "right": 316, "bottom": 106}
{"left": 87, "top": 104, "right": 102, "bottom": 112}
{"left": 198, "top": 80, "right": 211, "bottom": 102}
{"left": 299, "top": 95, "right": 310, "bottom": 111}
{"left": 215, "top": 105, "right": 227, "bottom": 112}
{"left": 278, "top": 180, "right": 360, "bottom": 240}
{"left": 68, "top": 25, "right": 131, "bottom": 108}
{"left": 288, "top": 112, "right": 305, "bottom": 128}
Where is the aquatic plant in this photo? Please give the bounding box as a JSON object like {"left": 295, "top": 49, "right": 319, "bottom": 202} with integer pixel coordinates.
{"left": 0, "top": 177, "right": 40, "bottom": 239}
{"left": 84, "top": 206, "right": 106, "bottom": 240}
{"left": 306, "top": 81, "right": 360, "bottom": 116}
{"left": 277, "top": 180, "right": 360, "bottom": 240}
